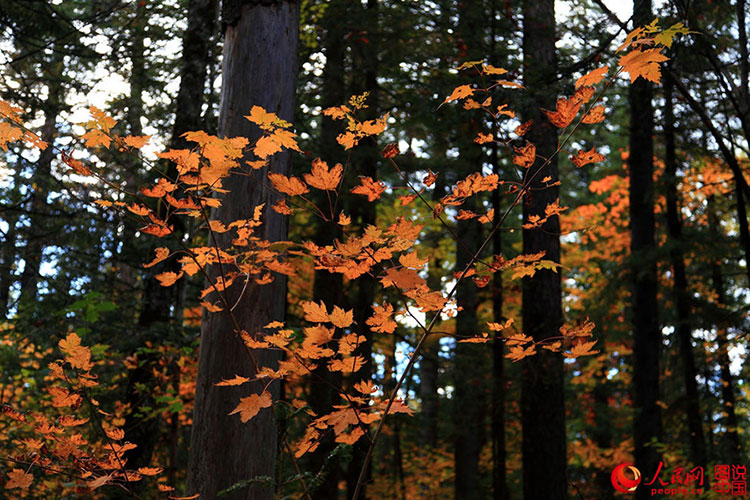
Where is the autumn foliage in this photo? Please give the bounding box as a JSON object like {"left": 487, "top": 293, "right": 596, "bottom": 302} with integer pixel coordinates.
{"left": 0, "top": 19, "right": 696, "bottom": 499}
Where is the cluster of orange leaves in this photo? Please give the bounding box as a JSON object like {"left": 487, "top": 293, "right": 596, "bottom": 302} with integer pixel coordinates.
{"left": 0, "top": 19, "right": 690, "bottom": 494}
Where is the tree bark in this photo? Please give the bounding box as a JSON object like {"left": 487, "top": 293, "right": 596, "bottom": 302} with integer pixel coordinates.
{"left": 186, "top": 1, "right": 299, "bottom": 499}
{"left": 308, "top": 2, "right": 346, "bottom": 497}
{"left": 345, "top": 1, "right": 378, "bottom": 497}
{"left": 628, "top": 2, "right": 662, "bottom": 497}
{"left": 521, "top": 0, "right": 567, "bottom": 498}
{"left": 663, "top": 71, "right": 707, "bottom": 471}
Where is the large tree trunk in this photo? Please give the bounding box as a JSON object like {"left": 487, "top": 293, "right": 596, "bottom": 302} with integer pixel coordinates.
{"left": 520, "top": 0, "right": 567, "bottom": 498}
{"left": 663, "top": 72, "right": 707, "bottom": 471}
{"left": 628, "top": 2, "right": 662, "bottom": 497}
{"left": 186, "top": 2, "right": 299, "bottom": 499}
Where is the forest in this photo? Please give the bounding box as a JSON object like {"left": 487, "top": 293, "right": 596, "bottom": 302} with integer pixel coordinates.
{"left": 0, "top": 0, "right": 749, "bottom": 499}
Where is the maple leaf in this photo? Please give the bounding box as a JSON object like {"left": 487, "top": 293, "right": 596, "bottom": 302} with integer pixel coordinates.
{"left": 575, "top": 66, "right": 609, "bottom": 89}
{"left": 398, "top": 251, "right": 428, "bottom": 269}
{"left": 382, "top": 143, "right": 400, "bottom": 158}
{"left": 484, "top": 65, "right": 507, "bottom": 75}
{"left": 543, "top": 96, "right": 582, "bottom": 128}
{"left": 49, "top": 386, "right": 81, "bottom": 408}
{"left": 513, "top": 142, "right": 536, "bottom": 168}
{"left": 255, "top": 135, "right": 282, "bottom": 158}
{"left": 505, "top": 344, "right": 537, "bottom": 362}
{"left": 444, "top": 84, "right": 475, "bottom": 103}
{"left": 301, "top": 300, "right": 329, "bottom": 323}
{"left": 6, "top": 469, "right": 33, "bottom": 489}
{"left": 229, "top": 391, "right": 273, "bottom": 423}
{"left": 618, "top": 48, "right": 669, "bottom": 83}
{"left": 273, "top": 198, "right": 294, "bottom": 215}
{"left": 338, "top": 213, "right": 351, "bottom": 225}
{"left": 329, "top": 355, "right": 366, "bottom": 373}
{"left": 122, "top": 134, "right": 151, "bottom": 148}
{"left": 89, "top": 475, "right": 112, "bottom": 490}
{"left": 564, "top": 340, "right": 600, "bottom": 359}
{"left": 336, "top": 427, "right": 365, "bottom": 445}
{"left": 156, "top": 271, "right": 183, "bottom": 287}
{"left": 366, "top": 303, "right": 397, "bottom": 333}
{"left": 351, "top": 176, "right": 386, "bottom": 201}
{"left": 215, "top": 375, "right": 251, "bottom": 386}
{"left": 474, "top": 132, "right": 494, "bottom": 144}
{"left": 245, "top": 105, "right": 277, "bottom": 130}
{"left": 354, "top": 380, "right": 377, "bottom": 394}
{"left": 268, "top": 172, "right": 309, "bottom": 196}
{"left": 59, "top": 333, "right": 94, "bottom": 371}
{"left": 330, "top": 305, "right": 353, "bottom": 328}
{"left": 515, "top": 120, "right": 533, "bottom": 136}
{"left": 138, "top": 467, "right": 163, "bottom": 476}
{"left": 304, "top": 158, "right": 342, "bottom": 190}
{"left": 381, "top": 267, "right": 426, "bottom": 290}
{"left": 571, "top": 147, "right": 606, "bottom": 168}
{"left": 653, "top": 22, "right": 690, "bottom": 48}
{"left": 582, "top": 105, "right": 606, "bottom": 124}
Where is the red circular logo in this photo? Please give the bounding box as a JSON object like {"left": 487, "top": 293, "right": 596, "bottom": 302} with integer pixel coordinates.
{"left": 611, "top": 463, "right": 641, "bottom": 493}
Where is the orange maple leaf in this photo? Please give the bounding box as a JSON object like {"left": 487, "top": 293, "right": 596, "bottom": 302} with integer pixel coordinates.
{"left": 268, "top": 172, "right": 309, "bottom": 197}
{"left": 582, "top": 105, "right": 606, "bottom": 124}
{"left": 301, "top": 300, "right": 329, "bottom": 323}
{"left": 330, "top": 305, "right": 353, "bottom": 328}
{"left": 575, "top": 66, "right": 609, "bottom": 89}
{"left": 6, "top": 469, "right": 33, "bottom": 489}
{"left": 513, "top": 142, "right": 536, "bottom": 168}
{"left": 144, "top": 248, "right": 170, "bottom": 270}
{"left": 229, "top": 391, "right": 273, "bottom": 423}
{"left": 156, "top": 271, "right": 183, "bottom": 287}
{"left": 618, "top": 48, "right": 668, "bottom": 83}
{"left": 444, "top": 84, "right": 475, "bottom": 103}
{"left": 121, "top": 134, "right": 151, "bottom": 149}
{"left": 571, "top": 147, "right": 606, "bottom": 168}
{"left": 351, "top": 176, "right": 386, "bottom": 201}
{"left": 59, "top": 333, "right": 94, "bottom": 371}
{"left": 543, "top": 96, "right": 582, "bottom": 128}
{"left": 366, "top": 303, "right": 397, "bottom": 333}
{"left": 304, "top": 158, "right": 342, "bottom": 190}
{"left": 215, "top": 375, "right": 252, "bottom": 387}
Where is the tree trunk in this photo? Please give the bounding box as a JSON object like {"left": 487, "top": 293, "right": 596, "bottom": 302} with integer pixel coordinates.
{"left": 709, "top": 201, "right": 743, "bottom": 468}
{"left": 520, "top": 0, "right": 567, "bottom": 498}
{"left": 663, "top": 71, "right": 707, "bottom": 471}
{"left": 345, "top": 1, "right": 378, "bottom": 497}
{"left": 628, "top": 2, "right": 662, "bottom": 497}
{"left": 186, "top": 1, "right": 299, "bottom": 499}
{"left": 18, "top": 92, "right": 60, "bottom": 311}
{"left": 123, "top": 0, "right": 219, "bottom": 473}
{"left": 308, "top": 2, "right": 347, "bottom": 497}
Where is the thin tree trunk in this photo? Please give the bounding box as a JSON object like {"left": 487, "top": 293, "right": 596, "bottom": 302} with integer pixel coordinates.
{"left": 18, "top": 91, "right": 60, "bottom": 310}
{"left": 663, "top": 71, "right": 707, "bottom": 470}
{"left": 629, "top": 2, "right": 662, "bottom": 497}
{"left": 345, "top": 1, "right": 378, "bottom": 497}
{"left": 521, "top": 0, "right": 567, "bottom": 498}
{"left": 709, "top": 201, "right": 743, "bottom": 468}
{"left": 308, "top": 3, "right": 347, "bottom": 496}
{"left": 186, "top": 1, "right": 299, "bottom": 498}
